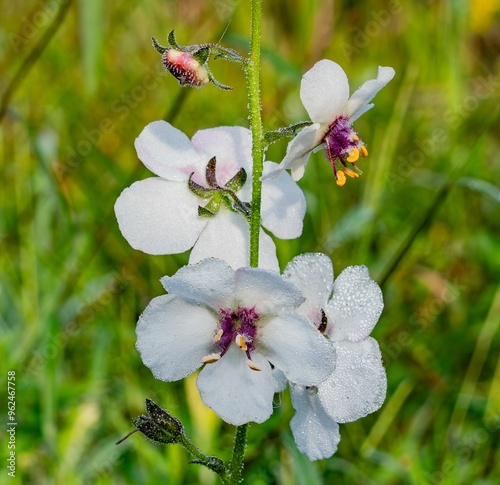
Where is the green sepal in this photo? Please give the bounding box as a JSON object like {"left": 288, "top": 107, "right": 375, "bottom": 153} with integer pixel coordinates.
{"left": 199, "top": 197, "right": 221, "bottom": 217}
{"left": 220, "top": 191, "right": 251, "bottom": 219}
{"left": 209, "top": 76, "right": 233, "bottom": 91}
{"left": 190, "top": 456, "right": 225, "bottom": 475}
{"left": 205, "top": 157, "right": 218, "bottom": 188}
{"left": 167, "top": 30, "right": 181, "bottom": 50}
{"left": 198, "top": 205, "right": 215, "bottom": 217}
{"left": 188, "top": 172, "right": 213, "bottom": 198}
{"left": 264, "top": 121, "right": 313, "bottom": 146}
{"left": 152, "top": 37, "right": 168, "bottom": 55}
{"left": 193, "top": 47, "right": 210, "bottom": 65}
{"left": 226, "top": 167, "right": 247, "bottom": 191}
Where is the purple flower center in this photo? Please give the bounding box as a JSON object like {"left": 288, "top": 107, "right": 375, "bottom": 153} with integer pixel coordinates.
{"left": 323, "top": 116, "right": 368, "bottom": 185}
{"left": 216, "top": 307, "right": 259, "bottom": 360}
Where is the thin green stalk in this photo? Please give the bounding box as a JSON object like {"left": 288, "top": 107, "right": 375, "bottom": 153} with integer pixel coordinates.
{"left": 247, "top": 0, "right": 264, "bottom": 269}
{"left": 225, "top": 1, "right": 263, "bottom": 483}
{"left": 226, "top": 423, "right": 248, "bottom": 484}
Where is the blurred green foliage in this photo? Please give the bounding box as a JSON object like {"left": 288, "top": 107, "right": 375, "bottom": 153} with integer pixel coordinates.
{"left": 1, "top": 0, "right": 500, "bottom": 483}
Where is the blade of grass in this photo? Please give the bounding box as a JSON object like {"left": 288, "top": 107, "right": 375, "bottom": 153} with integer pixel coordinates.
{"left": 0, "top": 0, "right": 75, "bottom": 123}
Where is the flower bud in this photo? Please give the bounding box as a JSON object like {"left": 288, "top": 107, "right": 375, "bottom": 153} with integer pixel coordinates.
{"left": 162, "top": 49, "right": 209, "bottom": 88}
{"left": 131, "top": 399, "right": 184, "bottom": 445}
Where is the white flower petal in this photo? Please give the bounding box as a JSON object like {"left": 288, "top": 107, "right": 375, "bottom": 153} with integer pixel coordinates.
{"left": 191, "top": 126, "right": 253, "bottom": 199}
{"left": 272, "top": 368, "right": 288, "bottom": 393}
{"left": 346, "top": 66, "right": 395, "bottom": 118}
{"left": 300, "top": 60, "right": 350, "bottom": 124}
{"left": 326, "top": 265, "right": 383, "bottom": 342}
{"left": 197, "top": 346, "right": 274, "bottom": 425}
{"left": 114, "top": 177, "right": 207, "bottom": 255}
{"left": 136, "top": 295, "right": 215, "bottom": 381}
{"left": 290, "top": 384, "right": 341, "bottom": 461}
{"left": 189, "top": 209, "right": 279, "bottom": 271}
{"left": 161, "top": 258, "right": 235, "bottom": 311}
{"left": 134, "top": 121, "right": 204, "bottom": 181}
{"left": 262, "top": 124, "right": 321, "bottom": 182}
{"left": 259, "top": 314, "right": 335, "bottom": 386}
{"left": 283, "top": 253, "right": 334, "bottom": 325}
{"left": 261, "top": 161, "right": 306, "bottom": 239}
{"left": 233, "top": 267, "right": 304, "bottom": 314}
{"left": 318, "top": 338, "right": 387, "bottom": 423}
{"left": 350, "top": 103, "right": 374, "bottom": 123}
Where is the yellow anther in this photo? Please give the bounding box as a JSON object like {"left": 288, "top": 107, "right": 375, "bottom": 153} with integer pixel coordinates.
{"left": 335, "top": 171, "right": 346, "bottom": 187}
{"left": 202, "top": 353, "right": 221, "bottom": 364}
{"left": 246, "top": 360, "right": 262, "bottom": 371}
{"left": 235, "top": 334, "right": 247, "bottom": 351}
{"left": 346, "top": 147, "right": 360, "bottom": 163}
{"left": 351, "top": 134, "right": 360, "bottom": 142}
{"left": 360, "top": 145, "right": 368, "bottom": 157}
{"left": 213, "top": 329, "right": 223, "bottom": 343}
{"left": 344, "top": 168, "right": 359, "bottom": 179}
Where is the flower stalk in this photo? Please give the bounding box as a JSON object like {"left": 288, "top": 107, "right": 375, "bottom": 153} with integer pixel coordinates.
{"left": 247, "top": 0, "right": 264, "bottom": 269}
{"left": 227, "top": 0, "right": 263, "bottom": 482}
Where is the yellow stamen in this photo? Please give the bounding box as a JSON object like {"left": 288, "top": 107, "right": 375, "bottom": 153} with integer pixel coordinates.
{"left": 344, "top": 168, "right": 359, "bottom": 179}
{"left": 360, "top": 145, "right": 368, "bottom": 157}
{"left": 335, "top": 171, "right": 346, "bottom": 187}
{"left": 351, "top": 134, "right": 360, "bottom": 142}
{"left": 246, "top": 360, "right": 262, "bottom": 371}
{"left": 235, "top": 334, "right": 247, "bottom": 351}
{"left": 213, "top": 329, "right": 223, "bottom": 343}
{"left": 346, "top": 147, "right": 360, "bottom": 163}
{"left": 202, "top": 353, "right": 221, "bottom": 364}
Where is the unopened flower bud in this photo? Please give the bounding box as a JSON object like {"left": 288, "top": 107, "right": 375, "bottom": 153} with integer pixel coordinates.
{"left": 131, "top": 399, "right": 184, "bottom": 445}
{"left": 162, "top": 49, "right": 210, "bottom": 88}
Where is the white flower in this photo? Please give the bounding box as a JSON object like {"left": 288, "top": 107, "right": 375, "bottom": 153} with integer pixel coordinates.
{"left": 283, "top": 253, "right": 386, "bottom": 460}
{"left": 264, "top": 60, "right": 395, "bottom": 185}
{"left": 115, "top": 121, "right": 306, "bottom": 270}
{"left": 135, "top": 257, "right": 336, "bottom": 426}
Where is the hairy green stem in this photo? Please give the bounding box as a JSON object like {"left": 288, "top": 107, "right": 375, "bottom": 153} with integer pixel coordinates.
{"left": 224, "top": 1, "right": 264, "bottom": 483}
{"left": 226, "top": 424, "right": 248, "bottom": 484}
{"left": 247, "top": 0, "right": 264, "bottom": 269}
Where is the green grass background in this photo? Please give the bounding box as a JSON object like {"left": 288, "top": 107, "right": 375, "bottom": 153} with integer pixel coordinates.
{"left": 1, "top": 0, "right": 500, "bottom": 483}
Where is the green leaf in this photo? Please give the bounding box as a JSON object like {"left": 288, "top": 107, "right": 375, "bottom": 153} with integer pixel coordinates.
{"left": 456, "top": 177, "right": 500, "bottom": 203}
{"left": 190, "top": 456, "right": 225, "bottom": 474}
{"left": 264, "top": 121, "right": 313, "bottom": 146}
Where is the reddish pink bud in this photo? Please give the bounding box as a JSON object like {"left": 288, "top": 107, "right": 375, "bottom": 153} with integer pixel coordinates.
{"left": 162, "top": 49, "right": 209, "bottom": 88}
